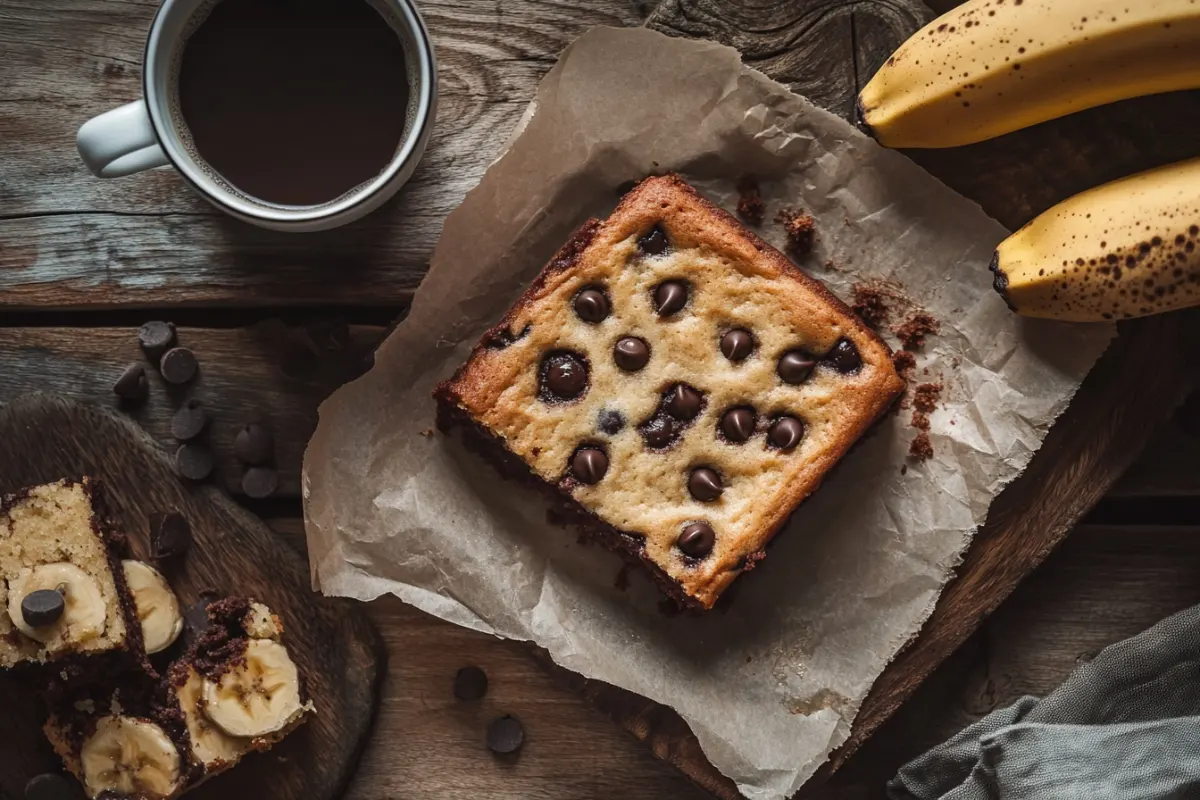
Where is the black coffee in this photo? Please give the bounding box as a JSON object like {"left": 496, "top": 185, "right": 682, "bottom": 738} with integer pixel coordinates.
{"left": 178, "top": 0, "right": 410, "bottom": 206}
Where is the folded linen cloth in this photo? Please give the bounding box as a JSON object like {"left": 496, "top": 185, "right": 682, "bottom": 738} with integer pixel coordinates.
{"left": 888, "top": 603, "right": 1200, "bottom": 800}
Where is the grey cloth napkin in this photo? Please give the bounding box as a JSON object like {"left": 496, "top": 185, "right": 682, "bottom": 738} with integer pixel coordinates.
{"left": 888, "top": 603, "right": 1200, "bottom": 800}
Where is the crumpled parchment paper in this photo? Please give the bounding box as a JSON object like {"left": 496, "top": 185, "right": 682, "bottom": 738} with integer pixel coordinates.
{"left": 303, "top": 26, "right": 1114, "bottom": 799}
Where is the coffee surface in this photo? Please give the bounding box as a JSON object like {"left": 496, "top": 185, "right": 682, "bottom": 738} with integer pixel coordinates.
{"left": 178, "top": 0, "right": 409, "bottom": 206}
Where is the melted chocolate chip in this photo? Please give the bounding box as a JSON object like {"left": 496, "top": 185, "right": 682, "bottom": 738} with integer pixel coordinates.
{"left": 720, "top": 329, "right": 754, "bottom": 362}
{"left": 613, "top": 337, "right": 650, "bottom": 371}
{"left": 640, "top": 415, "right": 678, "bottom": 449}
{"left": 688, "top": 468, "right": 723, "bottom": 502}
{"left": 719, "top": 407, "right": 757, "bottom": 443}
{"left": 677, "top": 522, "right": 716, "bottom": 558}
{"left": 638, "top": 226, "right": 669, "bottom": 256}
{"left": 21, "top": 589, "right": 65, "bottom": 627}
{"left": 571, "top": 447, "right": 608, "bottom": 484}
{"left": 664, "top": 384, "right": 703, "bottom": 420}
{"left": 777, "top": 350, "right": 816, "bottom": 384}
{"left": 768, "top": 416, "right": 805, "bottom": 451}
{"left": 539, "top": 351, "right": 589, "bottom": 401}
{"left": 597, "top": 409, "right": 625, "bottom": 435}
{"left": 825, "top": 338, "right": 862, "bottom": 373}
{"left": 654, "top": 281, "right": 689, "bottom": 317}
{"left": 574, "top": 288, "right": 610, "bottom": 323}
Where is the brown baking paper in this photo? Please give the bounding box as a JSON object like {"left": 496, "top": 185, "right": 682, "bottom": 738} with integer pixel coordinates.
{"left": 303, "top": 27, "right": 1113, "bottom": 798}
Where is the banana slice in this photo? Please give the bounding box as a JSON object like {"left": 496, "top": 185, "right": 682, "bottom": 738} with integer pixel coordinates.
{"left": 8, "top": 563, "right": 106, "bottom": 644}
{"left": 122, "top": 561, "right": 182, "bottom": 655}
{"left": 80, "top": 715, "right": 181, "bottom": 799}
{"left": 176, "top": 667, "right": 243, "bottom": 768}
{"left": 201, "top": 639, "right": 304, "bottom": 738}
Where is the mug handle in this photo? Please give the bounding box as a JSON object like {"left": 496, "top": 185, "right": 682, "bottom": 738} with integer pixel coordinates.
{"left": 77, "top": 100, "right": 170, "bottom": 178}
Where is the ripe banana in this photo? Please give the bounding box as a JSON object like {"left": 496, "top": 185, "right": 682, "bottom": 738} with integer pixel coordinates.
{"left": 8, "top": 563, "right": 106, "bottom": 644}
{"left": 201, "top": 639, "right": 306, "bottom": 738}
{"left": 992, "top": 157, "right": 1200, "bottom": 321}
{"left": 123, "top": 560, "right": 183, "bottom": 655}
{"left": 859, "top": 0, "right": 1200, "bottom": 148}
{"left": 177, "top": 667, "right": 244, "bottom": 768}
{"left": 80, "top": 715, "right": 181, "bottom": 798}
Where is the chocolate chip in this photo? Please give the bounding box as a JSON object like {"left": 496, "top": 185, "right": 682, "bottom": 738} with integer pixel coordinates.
{"left": 160, "top": 347, "right": 198, "bottom": 385}
{"left": 242, "top": 466, "right": 278, "bottom": 499}
{"left": 720, "top": 329, "right": 754, "bottom": 362}
{"left": 768, "top": 417, "right": 805, "bottom": 451}
{"left": 688, "top": 468, "right": 723, "bottom": 501}
{"left": 597, "top": 409, "right": 625, "bottom": 435}
{"left": 453, "top": 666, "right": 488, "bottom": 701}
{"left": 677, "top": 522, "right": 715, "bottom": 558}
{"left": 664, "top": 384, "right": 703, "bottom": 420}
{"left": 21, "top": 589, "right": 65, "bottom": 628}
{"left": 826, "top": 338, "right": 862, "bottom": 373}
{"left": 571, "top": 447, "right": 608, "bottom": 484}
{"left": 234, "top": 423, "right": 274, "bottom": 465}
{"left": 175, "top": 443, "right": 214, "bottom": 481}
{"left": 539, "top": 351, "right": 589, "bottom": 401}
{"left": 574, "top": 288, "right": 610, "bottom": 323}
{"left": 613, "top": 337, "right": 650, "bottom": 371}
{"left": 777, "top": 350, "right": 816, "bottom": 384}
{"left": 170, "top": 399, "right": 208, "bottom": 441}
{"left": 638, "top": 226, "right": 669, "bottom": 256}
{"left": 24, "top": 773, "right": 78, "bottom": 800}
{"left": 113, "top": 363, "right": 148, "bottom": 402}
{"left": 138, "top": 321, "right": 176, "bottom": 363}
{"left": 719, "top": 407, "right": 757, "bottom": 443}
{"left": 487, "top": 715, "right": 525, "bottom": 755}
{"left": 149, "top": 511, "right": 191, "bottom": 560}
{"left": 641, "top": 414, "right": 677, "bottom": 449}
{"left": 654, "top": 281, "right": 689, "bottom": 317}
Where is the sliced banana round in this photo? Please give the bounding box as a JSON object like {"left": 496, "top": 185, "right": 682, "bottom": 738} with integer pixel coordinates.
{"left": 80, "top": 715, "right": 181, "bottom": 799}
{"left": 122, "top": 560, "right": 182, "bottom": 655}
{"left": 8, "top": 563, "right": 106, "bottom": 644}
{"left": 176, "top": 667, "right": 243, "bottom": 768}
{"left": 201, "top": 639, "right": 304, "bottom": 738}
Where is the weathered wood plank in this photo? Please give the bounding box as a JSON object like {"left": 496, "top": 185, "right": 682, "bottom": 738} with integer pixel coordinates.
{"left": 1111, "top": 391, "right": 1200, "bottom": 498}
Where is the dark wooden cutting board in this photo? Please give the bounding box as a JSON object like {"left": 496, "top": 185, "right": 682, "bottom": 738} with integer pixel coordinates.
{"left": 0, "top": 394, "right": 384, "bottom": 800}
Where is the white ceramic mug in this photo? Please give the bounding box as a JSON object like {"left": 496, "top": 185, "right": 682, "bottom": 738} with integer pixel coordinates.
{"left": 76, "top": 0, "right": 436, "bottom": 232}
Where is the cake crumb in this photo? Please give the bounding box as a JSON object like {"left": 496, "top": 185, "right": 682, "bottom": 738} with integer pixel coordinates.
{"left": 736, "top": 178, "right": 765, "bottom": 224}
{"left": 908, "top": 382, "right": 942, "bottom": 461}
{"left": 895, "top": 312, "right": 940, "bottom": 350}
{"left": 851, "top": 283, "right": 891, "bottom": 329}
{"left": 909, "top": 432, "right": 934, "bottom": 461}
{"left": 892, "top": 350, "right": 917, "bottom": 380}
{"left": 420, "top": 428, "right": 434, "bottom": 438}
{"left": 776, "top": 208, "right": 816, "bottom": 256}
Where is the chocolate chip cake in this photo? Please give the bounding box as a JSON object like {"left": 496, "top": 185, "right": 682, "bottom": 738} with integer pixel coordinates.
{"left": 0, "top": 479, "right": 144, "bottom": 671}
{"left": 435, "top": 175, "right": 905, "bottom": 609}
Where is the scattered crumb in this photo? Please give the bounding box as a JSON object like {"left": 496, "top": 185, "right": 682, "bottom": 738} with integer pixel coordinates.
{"left": 736, "top": 178, "right": 765, "bottom": 224}
{"left": 613, "top": 564, "right": 631, "bottom": 591}
{"left": 892, "top": 350, "right": 916, "bottom": 380}
{"left": 776, "top": 208, "right": 816, "bottom": 256}
{"left": 908, "top": 382, "right": 942, "bottom": 461}
{"left": 419, "top": 428, "right": 434, "bottom": 438}
{"left": 823, "top": 259, "right": 840, "bottom": 272}
{"left": 851, "top": 283, "right": 891, "bottom": 329}
{"left": 909, "top": 432, "right": 933, "bottom": 461}
{"left": 900, "top": 463, "right": 908, "bottom": 475}
{"left": 894, "top": 312, "right": 940, "bottom": 350}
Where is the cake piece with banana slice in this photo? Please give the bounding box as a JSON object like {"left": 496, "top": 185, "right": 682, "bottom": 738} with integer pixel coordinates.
{"left": 0, "top": 478, "right": 145, "bottom": 672}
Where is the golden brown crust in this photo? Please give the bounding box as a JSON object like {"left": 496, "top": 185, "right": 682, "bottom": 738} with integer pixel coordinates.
{"left": 436, "top": 175, "right": 904, "bottom": 609}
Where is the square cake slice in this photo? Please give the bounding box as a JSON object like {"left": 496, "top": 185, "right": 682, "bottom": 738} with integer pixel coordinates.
{"left": 435, "top": 174, "right": 905, "bottom": 609}
{"left": 0, "top": 478, "right": 144, "bottom": 670}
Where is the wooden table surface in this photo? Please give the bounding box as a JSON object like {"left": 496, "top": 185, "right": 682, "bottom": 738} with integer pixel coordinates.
{"left": 4, "top": 0, "right": 1200, "bottom": 798}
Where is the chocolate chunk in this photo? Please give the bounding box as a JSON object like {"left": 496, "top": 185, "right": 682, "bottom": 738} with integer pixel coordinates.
{"left": 175, "top": 443, "right": 214, "bottom": 481}
{"left": 720, "top": 329, "right": 754, "bottom": 362}
{"left": 539, "top": 352, "right": 588, "bottom": 401}
{"left": 653, "top": 281, "right": 689, "bottom": 317}
{"left": 664, "top": 384, "right": 703, "bottom": 420}
{"left": 688, "top": 468, "right": 723, "bottom": 502}
{"left": 21, "top": 589, "right": 65, "bottom": 628}
{"left": 638, "top": 226, "right": 669, "bottom": 256}
{"left": 487, "top": 715, "right": 525, "bottom": 755}
{"left": 24, "top": 773, "right": 78, "bottom": 800}
{"left": 768, "top": 417, "right": 805, "bottom": 451}
{"left": 641, "top": 415, "right": 677, "bottom": 449}
{"left": 138, "top": 321, "right": 176, "bottom": 363}
{"left": 597, "top": 409, "right": 625, "bottom": 435}
{"left": 825, "top": 338, "right": 862, "bottom": 373}
{"left": 719, "top": 407, "right": 757, "bottom": 443}
{"left": 160, "top": 347, "right": 198, "bottom": 385}
{"left": 241, "top": 466, "right": 278, "bottom": 499}
{"left": 613, "top": 337, "right": 650, "bottom": 371}
{"left": 777, "top": 350, "right": 816, "bottom": 384}
{"left": 113, "top": 363, "right": 149, "bottom": 402}
{"left": 170, "top": 399, "right": 208, "bottom": 441}
{"left": 571, "top": 447, "right": 608, "bottom": 485}
{"left": 677, "top": 522, "right": 715, "bottom": 558}
{"left": 149, "top": 511, "right": 191, "bottom": 559}
{"left": 453, "top": 665, "right": 489, "bottom": 701}
{"left": 234, "top": 423, "right": 274, "bottom": 465}
{"left": 574, "top": 288, "right": 610, "bottom": 323}
{"left": 182, "top": 592, "right": 219, "bottom": 642}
